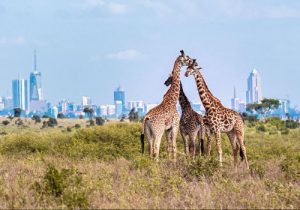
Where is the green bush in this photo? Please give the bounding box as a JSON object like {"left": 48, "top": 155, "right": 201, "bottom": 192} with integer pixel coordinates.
{"left": 33, "top": 164, "right": 88, "bottom": 208}
{"left": 256, "top": 124, "right": 266, "bottom": 132}
{"left": 185, "top": 158, "right": 220, "bottom": 179}
{"left": 2, "top": 120, "right": 10, "bottom": 126}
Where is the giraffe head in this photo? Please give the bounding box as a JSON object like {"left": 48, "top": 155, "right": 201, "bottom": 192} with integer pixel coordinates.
{"left": 185, "top": 59, "right": 202, "bottom": 77}
{"left": 164, "top": 74, "right": 173, "bottom": 87}
{"left": 178, "top": 50, "right": 193, "bottom": 66}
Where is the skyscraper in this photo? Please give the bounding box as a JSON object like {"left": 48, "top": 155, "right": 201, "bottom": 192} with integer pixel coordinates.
{"left": 82, "top": 96, "right": 91, "bottom": 107}
{"left": 114, "top": 86, "right": 125, "bottom": 110}
{"left": 231, "top": 87, "right": 246, "bottom": 113}
{"left": 29, "top": 50, "right": 43, "bottom": 101}
{"left": 246, "top": 68, "right": 262, "bottom": 104}
{"left": 12, "top": 79, "right": 28, "bottom": 111}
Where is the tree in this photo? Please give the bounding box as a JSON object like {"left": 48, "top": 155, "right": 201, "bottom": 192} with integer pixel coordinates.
{"left": 247, "top": 98, "right": 280, "bottom": 118}
{"left": 13, "top": 108, "right": 22, "bottom": 118}
{"left": 95, "top": 117, "right": 105, "bottom": 126}
{"left": 2, "top": 120, "right": 10, "bottom": 126}
{"left": 120, "top": 114, "right": 126, "bottom": 122}
{"left": 129, "top": 108, "right": 139, "bottom": 122}
{"left": 32, "top": 115, "right": 41, "bottom": 123}
{"left": 83, "top": 107, "right": 94, "bottom": 120}
{"left": 57, "top": 113, "right": 65, "bottom": 119}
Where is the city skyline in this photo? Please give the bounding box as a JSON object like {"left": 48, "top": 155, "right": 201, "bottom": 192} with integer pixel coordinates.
{"left": 0, "top": 1, "right": 299, "bottom": 107}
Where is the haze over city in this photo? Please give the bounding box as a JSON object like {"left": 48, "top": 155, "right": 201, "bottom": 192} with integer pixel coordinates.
{"left": 0, "top": 0, "right": 300, "bottom": 107}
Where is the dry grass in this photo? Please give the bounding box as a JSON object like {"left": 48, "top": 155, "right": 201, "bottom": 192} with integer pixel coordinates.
{"left": 0, "top": 120, "right": 299, "bottom": 209}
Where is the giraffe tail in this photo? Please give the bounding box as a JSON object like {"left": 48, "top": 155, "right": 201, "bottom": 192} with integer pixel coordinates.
{"left": 200, "top": 138, "right": 205, "bottom": 155}
{"left": 238, "top": 142, "right": 244, "bottom": 161}
{"left": 140, "top": 134, "right": 145, "bottom": 154}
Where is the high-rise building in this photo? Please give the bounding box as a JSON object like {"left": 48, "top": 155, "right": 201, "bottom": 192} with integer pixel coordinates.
{"left": 0, "top": 97, "right": 4, "bottom": 111}
{"left": 12, "top": 79, "right": 28, "bottom": 111}
{"left": 246, "top": 68, "right": 262, "bottom": 104}
{"left": 29, "top": 50, "right": 43, "bottom": 101}
{"left": 114, "top": 86, "right": 125, "bottom": 110}
{"left": 82, "top": 96, "right": 91, "bottom": 107}
{"left": 115, "top": 100, "right": 123, "bottom": 118}
{"left": 231, "top": 87, "right": 246, "bottom": 113}
{"left": 4, "top": 97, "right": 13, "bottom": 110}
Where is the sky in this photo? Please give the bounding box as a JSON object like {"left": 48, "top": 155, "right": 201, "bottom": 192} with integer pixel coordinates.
{"left": 0, "top": 0, "right": 300, "bottom": 107}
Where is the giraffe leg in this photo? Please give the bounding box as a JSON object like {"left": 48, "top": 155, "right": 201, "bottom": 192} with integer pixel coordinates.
{"left": 166, "top": 128, "right": 172, "bottom": 159}
{"left": 215, "top": 131, "right": 222, "bottom": 166}
{"left": 189, "top": 131, "right": 197, "bottom": 159}
{"left": 144, "top": 122, "right": 154, "bottom": 157}
{"left": 180, "top": 127, "right": 189, "bottom": 158}
{"left": 227, "top": 130, "right": 238, "bottom": 171}
{"left": 153, "top": 132, "right": 164, "bottom": 160}
{"left": 236, "top": 130, "right": 249, "bottom": 170}
{"left": 206, "top": 126, "right": 212, "bottom": 156}
{"left": 171, "top": 126, "right": 179, "bottom": 161}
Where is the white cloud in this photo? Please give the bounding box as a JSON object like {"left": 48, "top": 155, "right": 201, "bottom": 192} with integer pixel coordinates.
{"left": 141, "top": 0, "right": 173, "bottom": 18}
{"left": 216, "top": 0, "right": 300, "bottom": 19}
{"left": 107, "top": 2, "right": 128, "bottom": 15}
{"left": 106, "top": 49, "right": 142, "bottom": 60}
{"left": 85, "top": 0, "right": 128, "bottom": 15}
{"left": 86, "top": 0, "right": 105, "bottom": 7}
{"left": 0, "top": 36, "right": 25, "bottom": 45}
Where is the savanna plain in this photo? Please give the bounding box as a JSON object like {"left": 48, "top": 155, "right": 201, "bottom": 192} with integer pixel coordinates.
{"left": 0, "top": 117, "right": 299, "bottom": 209}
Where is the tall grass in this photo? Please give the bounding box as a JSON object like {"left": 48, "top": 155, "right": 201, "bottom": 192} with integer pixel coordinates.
{"left": 0, "top": 121, "right": 299, "bottom": 208}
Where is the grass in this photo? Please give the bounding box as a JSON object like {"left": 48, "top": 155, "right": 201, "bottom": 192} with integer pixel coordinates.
{"left": 0, "top": 118, "right": 299, "bottom": 208}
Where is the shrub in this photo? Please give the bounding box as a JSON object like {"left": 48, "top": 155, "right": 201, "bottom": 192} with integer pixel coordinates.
{"left": 2, "top": 120, "right": 10, "bottom": 126}
{"left": 285, "top": 120, "right": 299, "bottom": 129}
{"left": 95, "top": 117, "right": 105, "bottom": 126}
{"left": 57, "top": 113, "right": 65, "bottom": 119}
{"left": 79, "top": 114, "right": 84, "bottom": 119}
{"left": 32, "top": 115, "right": 41, "bottom": 123}
{"left": 33, "top": 165, "right": 88, "bottom": 208}
{"left": 74, "top": 124, "right": 81, "bottom": 129}
{"left": 48, "top": 118, "right": 58, "bottom": 127}
{"left": 42, "top": 115, "right": 49, "bottom": 118}
{"left": 185, "top": 158, "right": 220, "bottom": 179}
{"left": 256, "top": 124, "right": 266, "bottom": 132}
{"left": 67, "top": 126, "right": 72, "bottom": 132}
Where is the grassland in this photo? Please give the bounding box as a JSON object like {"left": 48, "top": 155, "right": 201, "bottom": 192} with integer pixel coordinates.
{"left": 0, "top": 117, "right": 299, "bottom": 209}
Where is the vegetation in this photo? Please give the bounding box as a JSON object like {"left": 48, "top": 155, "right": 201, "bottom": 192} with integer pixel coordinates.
{"left": 0, "top": 118, "right": 299, "bottom": 208}
{"left": 13, "top": 108, "right": 22, "bottom": 118}
{"left": 247, "top": 98, "right": 280, "bottom": 117}
{"left": 128, "top": 108, "right": 139, "bottom": 122}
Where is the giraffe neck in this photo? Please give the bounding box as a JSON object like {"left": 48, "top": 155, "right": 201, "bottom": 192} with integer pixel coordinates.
{"left": 193, "top": 71, "right": 221, "bottom": 112}
{"left": 179, "top": 82, "right": 192, "bottom": 112}
{"left": 164, "top": 58, "right": 182, "bottom": 106}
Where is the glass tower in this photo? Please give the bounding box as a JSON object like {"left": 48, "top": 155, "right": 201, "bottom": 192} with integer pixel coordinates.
{"left": 246, "top": 68, "right": 262, "bottom": 104}
{"left": 114, "top": 86, "right": 125, "bottom": 110}
{"left": 12, "top": 79, "right": 28, "bottom": 111}
{"left": 30, "top": 50, "right": 43, "bottom": 101}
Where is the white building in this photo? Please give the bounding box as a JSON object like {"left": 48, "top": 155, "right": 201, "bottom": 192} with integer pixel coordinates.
{"left": 82, "top": 96, "right": 91, "bottom": 107}
{"left": 127, "top": 100, "right": 144, "bottom": 112}
{"left": 246, "top": 68, "right": 262, "bottom": 104}
{"left": 0, "top": 97, "right": 4, "bottom": 110}
{"left": 231, "top": 87, "right": 246, "bottom": 113}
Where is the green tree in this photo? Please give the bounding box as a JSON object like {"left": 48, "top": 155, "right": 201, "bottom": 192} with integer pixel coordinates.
{"left": 83, "top": 107, "right": 94, "bottom": 120}
{"left": 129, "top": 108, "right": 139, "bottom": 122}
{"left": 247, "top": 98, "right": 280, "bottom": 118}
{"left": 13, "top": 108, "right": 22, "bottom": 118}
{"left": 95, "top": 117, "right": 105, "bottom": 126}
{"left": 57, "top": 113, "right": 65, "bottom": 119}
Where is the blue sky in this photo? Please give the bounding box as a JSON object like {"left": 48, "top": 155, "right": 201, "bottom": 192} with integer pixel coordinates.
{"left": 0, "top": 0, "right": 300, "bottom": 107}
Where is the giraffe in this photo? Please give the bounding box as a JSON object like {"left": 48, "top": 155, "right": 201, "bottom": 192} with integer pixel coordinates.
{"left": 140, "top": 50, "right": 193, "bottom": 160}
{"left": 164, "top": 75, "right": 211, "bottom": 158}
{"left": 185, "top": 59, "right": 249, "bottom": 169}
